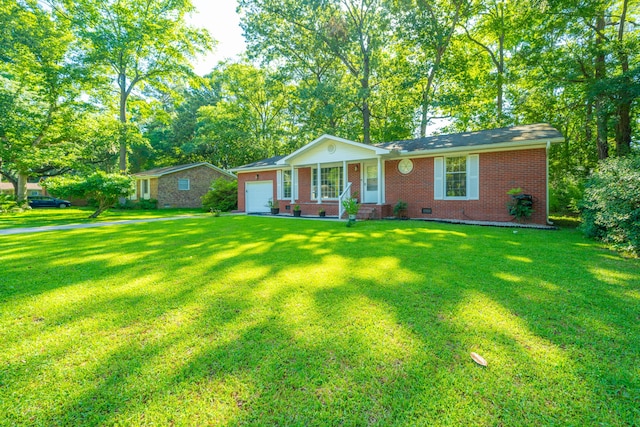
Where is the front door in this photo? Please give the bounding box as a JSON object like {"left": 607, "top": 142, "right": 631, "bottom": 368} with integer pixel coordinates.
{"left": 363, "top": 163, "right": 378, "bottom": 203}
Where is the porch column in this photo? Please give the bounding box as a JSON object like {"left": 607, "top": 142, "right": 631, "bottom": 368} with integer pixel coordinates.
{"left": 290, "top": 164, "right": 295, "bottom": 203}
{"left": 316, "top": 163, "right": 321, "bottom": 204}
{"left": 377, "top": 156, "right": 383, "bottom": 204}
{"left": 342, "top": 161, "right": 347, "bottom": 194}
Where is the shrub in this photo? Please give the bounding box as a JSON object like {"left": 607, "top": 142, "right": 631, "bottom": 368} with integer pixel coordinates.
{"left": 507, "top": 188, "right": 534, "bottom": 222}
{"left": 202, "top": 178, "right": 237, "bottom": 212}
{"left": 0, "top": 194, "right": 22, "bottom": 214}
{"left": 136, "top": 198, "right": 158, "bottom": 210}
{"left": 44, "top": 172, "right": 133, "bottom": 218}
{"left": 579, "top": 154, "right": 640, "bottom": 255}
{"left": 549, "top": 177, "right": 583, "bottom": 215}
{"left": 393, "top": 200, "right": 408, "bottom": 218}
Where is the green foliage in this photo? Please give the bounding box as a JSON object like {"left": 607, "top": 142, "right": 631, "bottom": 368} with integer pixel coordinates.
{"left": 54, "top": 0, "right": 213, "bottom": 171}
{"left": 549, "top": 178, "right": 583, "bottom": 215}
{"left": 393, "top": 200, "right": 408, "bottom": 217}
{"left": 341, "top": 195, "right": 360, "bottom": 215}
{"left": 0, "top": 1, "right": 87, "bottom": 199}
{"left": 580, "top": 154, "right": 640, "bottom": 255}
{"left": 0, "top": 194, "right": 22, "bottom": 214}
{"left": 120, "top": 198, "right": 159, "bottom": 210}
{"left": 507, "top": 188, "right": 534, "bottom": 222}
{"left": 44, "top": 172, "right": 133, "bottom": 218}
{"left": 201, "top": 178, "right": 237, "bottom": 212}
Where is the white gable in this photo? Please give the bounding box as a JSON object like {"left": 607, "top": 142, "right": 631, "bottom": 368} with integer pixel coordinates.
{"left": 278, "top": 135, "right": 389, "bottom": 166}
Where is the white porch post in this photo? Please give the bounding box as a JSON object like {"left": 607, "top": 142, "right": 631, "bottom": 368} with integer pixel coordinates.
{"left": 316, "top": 163, "right": 321, "bottom": 204}
{"left": 290, "top": 164, "right": 295, "bottom": 203}
{"left": 377, "top": 156, "right": 383, "bottom": 204}
{"left": 343, "top": 161, "right": 348, "bottom": 195}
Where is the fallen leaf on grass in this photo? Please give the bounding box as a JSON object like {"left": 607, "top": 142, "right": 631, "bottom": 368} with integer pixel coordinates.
{"left": 470, "top": 352, "right": 488, "bottom": 366}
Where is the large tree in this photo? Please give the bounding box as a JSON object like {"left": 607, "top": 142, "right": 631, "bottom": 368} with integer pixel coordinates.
{"left": 240, "top": 0, "right": 392, "bottom": 144}
{"left": 54, "top": 0, "right": 213, "bottom": 172}
{"left": 0, "top": 0, "right": 85, "bottom": 202}
{"left": 391, "top": 0, "right": 469, "bottom": 137}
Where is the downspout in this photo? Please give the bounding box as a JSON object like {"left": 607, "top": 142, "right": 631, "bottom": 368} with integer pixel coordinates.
{"left": 546, "top": 141, "right": 552, "bottom": 225}
{"left": 377, "top": 156, "right": 383, "bottom": 204}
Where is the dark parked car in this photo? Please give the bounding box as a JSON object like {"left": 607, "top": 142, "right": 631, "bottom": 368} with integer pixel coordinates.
{"left": 28, "top": 196, "right": 72, "bottom": 208}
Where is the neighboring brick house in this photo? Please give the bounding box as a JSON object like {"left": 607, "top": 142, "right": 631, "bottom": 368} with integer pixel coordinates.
{"left": 230, "top": 124, "right": 564, "bottom": 225}
{"left": 132, "top": 163, "right": 236, "bottom": 209}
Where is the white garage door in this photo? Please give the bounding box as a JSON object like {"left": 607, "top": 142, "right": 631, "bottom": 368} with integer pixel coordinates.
{"left": 245, "top": 181, "right": 273, "bottom": 213}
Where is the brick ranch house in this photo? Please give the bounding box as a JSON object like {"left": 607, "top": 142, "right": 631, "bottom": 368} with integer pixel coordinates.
{"left": 230, "top": 124, "right": 564, "bottom": 225}
{"left": 132, "top": 162, "right": 236, "bottom": 208}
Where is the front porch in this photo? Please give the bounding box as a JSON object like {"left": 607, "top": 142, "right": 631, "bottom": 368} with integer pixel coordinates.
{"left": 277, "top": 202, "right": 392, "bottom": 220}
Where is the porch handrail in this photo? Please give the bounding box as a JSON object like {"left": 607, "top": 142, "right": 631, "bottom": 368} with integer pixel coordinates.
{"left": 338, "top": 182, "right": 352, "bottom": 219}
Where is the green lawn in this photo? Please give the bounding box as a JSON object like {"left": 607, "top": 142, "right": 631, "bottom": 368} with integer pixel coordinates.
{"left": 0, "top": 215, "right": 638, "bottom": 426}
{"left": 0, "top": 207, "right": 205, "bottom": 229}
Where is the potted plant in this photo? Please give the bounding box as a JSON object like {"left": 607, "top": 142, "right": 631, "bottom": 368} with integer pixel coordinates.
{"left": 318, "top": 208, "right": 326, "bottom": 217}
{"left": 293, "top": 204, "right": 302, "bottom": 217}
{"left": 266, "top": 199, "right": 279, "bottom": 215}
{"left": 393, "top": 200, "right": 408, "bottom": 219}
{"left": 507, "top": 188, "right": 533, "bottom": 222}
{"left": 342, "top": 194, "right": 360, "bottom": 223}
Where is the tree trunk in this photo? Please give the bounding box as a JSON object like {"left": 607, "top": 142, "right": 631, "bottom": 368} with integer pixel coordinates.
{"left": 119, "top": 73, "right": 128, "bottom": 173}
{"left": 361, "top": 52, "right": 371, "bottom": 144}
{"left": 17, "top": 172, "right": 28, "bottom": 204}
{"left": 594, "top": 12, "right": 608, "bottom": 160}
{"left": 616, "top": 102, "right": 631, "bottom": 156}
{"left": 615, "top": 0, "right": 631, "bottom": 156}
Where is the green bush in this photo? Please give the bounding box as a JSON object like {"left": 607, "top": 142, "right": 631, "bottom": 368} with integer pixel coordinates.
{"left": 549, "top": 177, "right": 583, "bottom": 215}
{"left": 136, "top": 198, "right": 158, "bottom": 210}
{"left": 44, "top": 172, "right": 133, "bottom": 218}
{"left": 116, "top": 198, "right": 158, "bottom": 210}
{"left": 579, "top": 153, "right": 640, "bottom": 255}
{"left": 0, "top": 194, "right": 22, "bottom": 214}
{"left": 202, "top": 178, "right": 237, "bottom": 212}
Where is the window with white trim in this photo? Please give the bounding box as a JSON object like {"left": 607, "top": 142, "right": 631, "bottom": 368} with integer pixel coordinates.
{"left": 434, "top": 155, "right": 479, "bottom": 200}
{"left": 283, "top": 170, "right": 292, "bottom": 199}
{"left": 178, "top": 178, "right": 190, "bottom": 191}
{"left": 446, "top": 156, "right": 466, "bottom": 197}
{"left": 312, "top": 166, "right": 343, "bottom": 200}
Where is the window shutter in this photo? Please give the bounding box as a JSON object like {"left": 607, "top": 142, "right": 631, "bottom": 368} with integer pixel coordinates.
{"left": 434, "top": 157, "right": 444, "bottom": 200}
{"left": 276, "top": 170, "right": 282, "bottom": 199}
{"left": 467, "top": 154, "right": 479, "bottom": 200}
{"left": 294, "top": 169, "right": 299, "bottom": 200}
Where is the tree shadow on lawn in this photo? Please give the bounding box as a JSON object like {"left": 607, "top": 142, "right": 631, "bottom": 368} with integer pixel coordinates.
{"left": 1, "top": 216, "right": 638, "bottom": 425}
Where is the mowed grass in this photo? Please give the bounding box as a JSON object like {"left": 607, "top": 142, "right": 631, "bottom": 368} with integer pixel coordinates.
{"left": 0, "top": 207, "right": 205, "bottom": 230}
{"left": 0, "top": 215, "right": 638, "bottom": 426}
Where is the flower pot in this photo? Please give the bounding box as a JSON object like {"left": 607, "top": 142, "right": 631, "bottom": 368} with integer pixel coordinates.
{"left": 348, "top": 214, "right": 356, "bottom": 221}
{"left": 319, "top": 211, "right": 326, "bottom": 217}
{"left": 293, "top": 210, "right": 301, "bottom": 217}
{"left": 270, "top": 208, "right": 279, "bottom": 215}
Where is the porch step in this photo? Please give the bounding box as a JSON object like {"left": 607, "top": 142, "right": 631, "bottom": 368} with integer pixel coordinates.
{"left": 356, "top": 205, "right": 378, "bottom": 220}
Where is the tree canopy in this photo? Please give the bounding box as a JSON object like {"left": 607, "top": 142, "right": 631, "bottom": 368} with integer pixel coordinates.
{"left": 1, "top": 0, "right": 637, "bottom": 214}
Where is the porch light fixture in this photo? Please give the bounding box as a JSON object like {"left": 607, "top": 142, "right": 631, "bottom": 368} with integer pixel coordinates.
{"left": 256, "top": 174, "right": 259, "bottom": 180}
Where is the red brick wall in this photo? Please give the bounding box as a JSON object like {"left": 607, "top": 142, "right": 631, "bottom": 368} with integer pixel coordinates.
{"left": 238, "top": 165, "right": 361, "bottom": 216}
{"left": 237, "top": 170, "right": 278, "bottom": 211}
{"left": 158, "top": 165, "right": 234, "bottom": 209}
{"left": 385, "top": 148, "right": 548, "bottom": 224}
{"left": 237, "top": 149, "right": 548, "bottom": 224}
